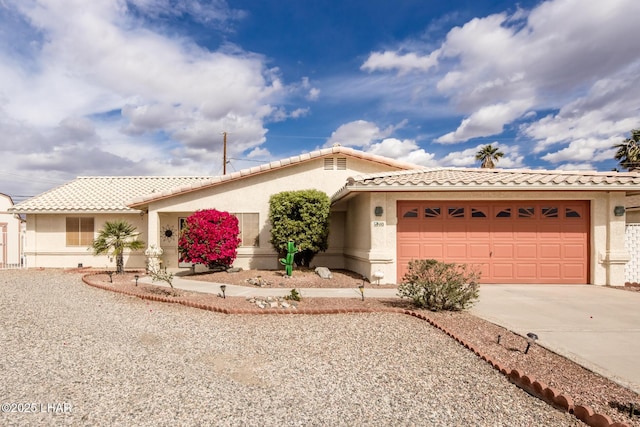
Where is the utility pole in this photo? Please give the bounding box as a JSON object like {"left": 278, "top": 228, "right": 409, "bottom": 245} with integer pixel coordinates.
{"left": 222, "top": 131, "right": 227, "bottom": 175}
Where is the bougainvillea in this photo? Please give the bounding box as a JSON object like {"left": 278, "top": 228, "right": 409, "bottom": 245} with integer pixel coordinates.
{"left": 178, "top": 209, "right": 241, "bottom": 270}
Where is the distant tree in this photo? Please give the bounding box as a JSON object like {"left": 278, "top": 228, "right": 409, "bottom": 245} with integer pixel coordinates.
{"left": 269, "top": 189, "right": 330, "bottom": 268}
{"left": 613, "top": 129, "right": 640, "bottom": 171}
{"left": 92, "top": 220, "right": 145, "bottom": 274}
{"left": 475, "top": 144, "right": 504, "bottom": 169}
{"left": 178, "top": 209, "right": 240, "bottom": 270}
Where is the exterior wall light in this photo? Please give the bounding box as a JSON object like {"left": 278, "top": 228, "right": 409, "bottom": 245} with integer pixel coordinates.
{"left": 374, "top": 206, "right": 383, "bottom": 216}
{"left": 614, "top": 206, "right": 625, "bottom": 216}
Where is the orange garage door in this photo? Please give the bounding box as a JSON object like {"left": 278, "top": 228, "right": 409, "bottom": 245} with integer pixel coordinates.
{"left": 397, "top": 201, "right": 589, "bottom": 284}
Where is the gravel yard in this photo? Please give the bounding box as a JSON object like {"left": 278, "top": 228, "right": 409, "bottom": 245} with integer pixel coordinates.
{"left": 0, "top": 270, "right": 585, "bottom": 426}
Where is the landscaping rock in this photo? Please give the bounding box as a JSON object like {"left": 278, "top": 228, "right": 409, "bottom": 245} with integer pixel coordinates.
{"left": 315, "top": 266, "right": 333, "bottom": 279}
{"left": 246, "top": 276, "right": 271, "bottom": 287}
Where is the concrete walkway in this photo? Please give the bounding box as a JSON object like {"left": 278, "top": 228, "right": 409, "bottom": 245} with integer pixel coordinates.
{"left": 140, "top": 275, "right": 400, "bottom": 299}
{"left": 470, "top": 285, "right": 640, "bottom": 394}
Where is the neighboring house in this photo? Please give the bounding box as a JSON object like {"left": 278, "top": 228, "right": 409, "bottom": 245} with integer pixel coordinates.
{"left": 9, "top": 146, "right": 640, "bottom": 286}
{"left": 0, "top": 193, "right": 25, "bottom": 268}
{"left": 625, "top": 195, "right": 640, "bottom": 284}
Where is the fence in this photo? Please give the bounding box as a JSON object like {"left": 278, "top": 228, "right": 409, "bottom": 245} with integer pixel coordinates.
{"left": 0, "top": 229, "right": 24, "bottom": 270}
{"left": 625, "top": 224, "right": 640, "bottom": 283}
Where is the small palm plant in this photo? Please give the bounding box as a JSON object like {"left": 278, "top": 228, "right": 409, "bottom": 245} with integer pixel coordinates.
{"left": 475, "top": 144, "right": 504, "bottom": 169}
{"left": 92, "top": 220, "right": 145, "bottom": 274}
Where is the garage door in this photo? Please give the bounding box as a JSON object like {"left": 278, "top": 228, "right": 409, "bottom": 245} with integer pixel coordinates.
{"left": 397, "top": 201, "right": 589, "bottom": 284}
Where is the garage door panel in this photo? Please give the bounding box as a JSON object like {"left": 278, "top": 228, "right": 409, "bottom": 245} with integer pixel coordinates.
{"left": 563, "top": 244, "right": 586, "bottom": 259}
{"left": 539, "top": 263, "right": 561, "bottom": 279}
{"left": 445, "top": 244, "right": 467, "bottom": 258}
{"left": 516, "top": 244, "right": 537, "bottom": 258}
{"left": 539, "top": 244, "right": 561, "bottom": 258}
{"left": 469, "top": 243, "right": 490, "bottom": 258}
{"left": 397, "top": 201, "right": 589, "bottom": 284}
{"left": 399, "top": 243, "right": 420, "bottom": 258}
{"left": 492, "top": 244, "right": 514, "bottom": 258}
{"left": 563, "top": 263, "right": 587, "bottom": 279}
{"left": 421, "top": 244, "right": 443, "bottom": 258}
{"left": 516, "top": 263, "right": 538, "bottom": 279}
{"left": 471, "top": 263, "right": 490, "bottom": 278}
{"left": 493, "top": 263, "right": 514, "bottom": 278}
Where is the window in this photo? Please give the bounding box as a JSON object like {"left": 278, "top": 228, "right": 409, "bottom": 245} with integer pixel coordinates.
{"left": 495, "top": 208, "right": 512, "bottom": 218}
{"left": 66, "top": 217, "right": 94, "bottom": 246}
{"left": 565, "top": 208, "right": 582, "bottom": 218}
{"left": 402, "top": 208, "right": 419, "bottom": 218}
{"left": 471, "top": 208, "right": 487, "bottom": 218}
{"left": 541, "top": 207, "right": 559, "bottom": 218}
{"left": 448, "top": 207, "right": 465, "bottom": 218}
{"left": 424, "top": 207, "right": 441, "bottom": 218}
{"left": 518, "top": 207, "right": 535, "bottom": 218}
{"left": 232, "top": 213, "right": 259, "bottom": 247}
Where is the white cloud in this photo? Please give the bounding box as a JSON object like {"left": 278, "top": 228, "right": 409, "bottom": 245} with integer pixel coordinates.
{"left": 0, "top": 0, "right": 287, "bottom": 195}
{"left": 326, "top": 120, "right": 389, "bottom": 148}
{"left": 360, "top": 0, "right": 640, "bottom": 160}
{"left": 367, "top": 138, "right": 437, "bottom": 167}
{"left": 361, "top": 50, "right": 440, "bottom": 74}
{"left": 436, "top": 99, "right": 532, "bottom": 143}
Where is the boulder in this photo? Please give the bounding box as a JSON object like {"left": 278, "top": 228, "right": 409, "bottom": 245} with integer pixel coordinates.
{"left": 315, "top": 266, "right": 333, "bottom": 279}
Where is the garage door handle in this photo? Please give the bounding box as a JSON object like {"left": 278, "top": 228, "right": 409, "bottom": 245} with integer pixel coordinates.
{"left": 490, "top": 251, "right": 492, "bottom": 257}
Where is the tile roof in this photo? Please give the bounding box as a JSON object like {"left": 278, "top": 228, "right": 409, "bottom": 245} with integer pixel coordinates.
{"left": 10, "top": 147, "right": 419, "bottom": 213}
{"left": 10, "top": 176, "right": 212, "bottom": 213}
{"left": 332, "top": 168, "right": 640, "bottom": 201}
{"left": 126, "top": 146, "right": 419, "bottom": 207}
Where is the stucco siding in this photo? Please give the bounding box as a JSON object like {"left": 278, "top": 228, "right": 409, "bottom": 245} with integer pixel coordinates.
{"left": 24, "top": 213, "right": 147, "bottom": 269}
{"left": 146, "top": 157, "right": 399, "bottom": 271}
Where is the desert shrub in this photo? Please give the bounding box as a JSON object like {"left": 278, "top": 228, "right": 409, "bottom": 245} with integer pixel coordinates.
{"left": 397, "top": 259, "right": 480, "bottom": 311}
{"left": 284, "top": 288, "right": 301, "bottom": 302}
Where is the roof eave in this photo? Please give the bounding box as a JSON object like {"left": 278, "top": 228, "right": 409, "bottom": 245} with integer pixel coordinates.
{"left": 8, "top": 209, "right": 142, "bottom": 215}
{"left": 331, "top": 183, "right": 640, "bottom": 203}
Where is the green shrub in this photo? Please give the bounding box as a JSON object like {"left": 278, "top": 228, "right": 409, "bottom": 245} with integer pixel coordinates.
{"left": 268, "top": 189, "right": 330, "bottom": 267}
{"left": 397, "top": 259, "right": 480, "bottom": 311}
{"left": 285, "top": 288, "right": 301, "bottom": 302}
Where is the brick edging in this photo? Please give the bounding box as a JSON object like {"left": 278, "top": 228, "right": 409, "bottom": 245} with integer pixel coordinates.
{"left": 82, "top": 273, "right": 630, "bottom": 427}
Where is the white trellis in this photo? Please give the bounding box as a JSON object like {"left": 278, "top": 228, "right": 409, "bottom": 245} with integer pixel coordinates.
{"left": 625, "top": 224, "right": 640, "bottom": 283}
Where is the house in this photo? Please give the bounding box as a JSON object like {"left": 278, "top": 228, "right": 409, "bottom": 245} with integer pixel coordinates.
{"left": 10, "top": 146, "right": 640, "bottom": 285}
{"left": 0, "top": 193, "right": 25, "bottom": 268}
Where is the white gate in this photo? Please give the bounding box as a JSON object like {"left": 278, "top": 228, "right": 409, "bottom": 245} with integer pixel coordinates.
{"left": 0, "top": 228, "right": 23, "bottom": 270}
{"left": 625, "top": 224, "right": 640, "bottom": 283}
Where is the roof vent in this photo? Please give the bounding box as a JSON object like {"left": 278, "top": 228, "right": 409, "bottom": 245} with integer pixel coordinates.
{"left": 324, "top": 158, "right": 334, "bottom": 170}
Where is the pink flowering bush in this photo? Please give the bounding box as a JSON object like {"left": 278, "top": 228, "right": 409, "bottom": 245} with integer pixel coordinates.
{"left": 178, "top": 209, "right": 240, "bottom": 270}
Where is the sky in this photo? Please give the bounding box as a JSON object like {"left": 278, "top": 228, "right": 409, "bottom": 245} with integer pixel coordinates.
{"left": 1, "top": 0, "right": 639, "bottom": 202}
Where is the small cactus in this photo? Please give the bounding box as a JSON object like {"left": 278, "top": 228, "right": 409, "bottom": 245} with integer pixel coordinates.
{"left": 279, "top": 240, "right": 297, "bottom": 276}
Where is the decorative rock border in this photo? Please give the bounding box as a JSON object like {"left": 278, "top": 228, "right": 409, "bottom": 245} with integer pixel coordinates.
{"left": 82, "top": 273, "right": 631, "bottom": 427}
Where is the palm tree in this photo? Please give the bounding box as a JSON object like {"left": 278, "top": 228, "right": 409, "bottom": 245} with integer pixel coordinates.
{"left": 613, "top": 129, "right": 640, "bottom": 171}
{"left": 475, "top": 144, "right": 504, "bottom": 169}
{"left": 92, "top": 220, "right": 145, "bottom": 273}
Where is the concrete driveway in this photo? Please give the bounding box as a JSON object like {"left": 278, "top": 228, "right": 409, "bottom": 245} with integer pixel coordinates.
{"left": 470, "top": 285, "right": 640, "bottom": 394}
